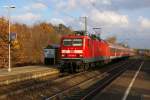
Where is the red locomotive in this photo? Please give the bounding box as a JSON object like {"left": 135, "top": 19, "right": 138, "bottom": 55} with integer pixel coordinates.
{"left": 60, "top": 31, "right": 134, "bottom": 72}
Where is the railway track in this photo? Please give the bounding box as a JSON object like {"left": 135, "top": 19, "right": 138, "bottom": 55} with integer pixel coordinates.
{"left": 46, "top": 59, "right": 140, "bottom": 100}
{"left": 0, "top": 68, "right": 91, "bottom": 99}
{"left": 0, "top": 72, "right": 60, "bottom": 97}
{"left": 80, "top": 60, "right": 142, "bottom": 100}
{"left": 0, "top": 59, "right": 137, "bottom": 100}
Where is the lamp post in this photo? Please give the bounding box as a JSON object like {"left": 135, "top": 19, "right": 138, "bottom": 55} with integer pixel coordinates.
{"left": 4, "top": 5, "right": 16, "bottom": 72}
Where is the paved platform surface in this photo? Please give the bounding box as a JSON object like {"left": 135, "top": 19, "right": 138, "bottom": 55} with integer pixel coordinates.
{"left": 92, "top": 60, "right": 150, "bottom": 100}
{"left": 0, "top": 65, "right": 59, "bottom": 85}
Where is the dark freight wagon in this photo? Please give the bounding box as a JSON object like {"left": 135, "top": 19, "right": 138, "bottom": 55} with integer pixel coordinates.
{"left": 44, "top": 44, "right": 60, "bottom": 65}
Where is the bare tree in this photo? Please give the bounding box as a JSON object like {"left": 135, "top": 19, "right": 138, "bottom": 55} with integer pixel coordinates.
{"left": 106, "top": 36, "right": 117, "bottom": 43}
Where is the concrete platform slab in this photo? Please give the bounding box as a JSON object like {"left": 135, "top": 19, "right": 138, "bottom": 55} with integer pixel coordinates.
{"left": 0, "top": 65, "right": 59, "bottom": 85}
{"left": 92, "top": 60, "right": 150, "bottom": 100}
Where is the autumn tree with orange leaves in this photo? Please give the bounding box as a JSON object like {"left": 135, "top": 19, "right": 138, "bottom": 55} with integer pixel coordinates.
{"left": 0, "top": 17, "right": 72, "bottom": 68}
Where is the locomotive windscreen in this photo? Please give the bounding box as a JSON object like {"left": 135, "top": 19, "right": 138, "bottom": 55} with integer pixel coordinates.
{"left": 63, "top": 38, "right": 82, "bottom": 46}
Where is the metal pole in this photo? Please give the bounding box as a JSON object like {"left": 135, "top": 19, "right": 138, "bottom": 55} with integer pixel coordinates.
{"left": 8, "top": 6, "right": 11, "bottom": 72}
{"left": 5, "top": 5, "right": 15, "bottom": 72}
{"left": 80, "top": 16, "right": 87, "bottom": 35}
{"left": 84, "top": 16, "right": 87, "bottom": 35}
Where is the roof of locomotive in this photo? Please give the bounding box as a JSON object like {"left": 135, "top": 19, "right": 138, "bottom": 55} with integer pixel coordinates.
{"left": 61, "top": 34, "right": 89, "bottom": 38}
{"left": 62, "top": 34, "right": 105, "bottom": 41}
{"left": 61, "top": 34, "right": 107, "bottom": 43}
{"left": 61, "top": 34, "right": 130, "bottom": 50}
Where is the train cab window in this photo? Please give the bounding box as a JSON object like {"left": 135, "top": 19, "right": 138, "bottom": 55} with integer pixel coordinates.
{"left": 63, "top": 38, "right": 82, "bottom": 46}
{"left": 72, "top": 39, "right": 83, "bottom": 46}
{"left": 63, "top": 39, "right": 72, "bottom": 46}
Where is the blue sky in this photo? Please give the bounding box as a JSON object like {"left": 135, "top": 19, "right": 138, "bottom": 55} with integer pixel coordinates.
{"left": 0, "top": 0, "right": 150, "bottom": 49}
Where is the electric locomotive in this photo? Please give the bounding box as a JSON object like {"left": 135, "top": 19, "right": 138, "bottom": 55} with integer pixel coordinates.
{"left": 59, "top": 31, "right": 133, "bottom": 73}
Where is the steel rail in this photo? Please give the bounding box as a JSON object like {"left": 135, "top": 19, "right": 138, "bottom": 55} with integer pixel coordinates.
{"left": 45, "top": 60, "right": 135, "bottom": 100}
{"left": 81, "top": 60, "right": 140, "bottom": 100}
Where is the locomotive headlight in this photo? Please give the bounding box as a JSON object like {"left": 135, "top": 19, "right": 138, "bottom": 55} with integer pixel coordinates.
{"left": 61, "top": 54, "right": 65, "bottom": 57}
{"left": 79, "top": 54, "right": 83, "bottom": 57}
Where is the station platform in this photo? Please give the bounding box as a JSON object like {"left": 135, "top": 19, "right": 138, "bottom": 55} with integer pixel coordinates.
{"left": 92, "top": 60, "right": 150, "bottom": 100}
{"left": 0, "top": 65, "right": 59, "bottom": 85}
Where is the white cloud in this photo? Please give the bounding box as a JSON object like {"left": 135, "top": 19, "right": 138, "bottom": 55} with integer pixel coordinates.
{"left": 56, "top": 0, "right": 77, "bottom": 11}
{"left": 8, "top": 0, "right": 150, "bottom": 49}
{"left": 31, "top": 3, "right": 47, "bottom": 9}
{"left": 13, "top": 12, "right": 41, "bottom": 22}
{"left": 50, "top": 18, "right": 65, "bottom": 25}
{"left": 56, "top": 1, "right": 66, "bottom": 10}
{"left": 138, "top": 16, "right": 150, "bottom": 29}
{"left": 23, "top": 6, "right": 30, "bottom": 11}
{"left": 101, "top": 0, "right": 112, "bottom": 5}
{"left": 90, "top": 0, "right": 111, "bottom": 5}
{"left": 23, "top": 2, "right": 47, "bottom": 11}
{"left": 89, "top": 10, "right": 129, "bottom": 27}
{"left": 68, "top": 0, "right": 76, "bottom": 9}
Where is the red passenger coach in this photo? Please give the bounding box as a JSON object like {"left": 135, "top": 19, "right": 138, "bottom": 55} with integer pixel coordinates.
{"left": 60, "top": 32, "right": 133, "bottom": 73}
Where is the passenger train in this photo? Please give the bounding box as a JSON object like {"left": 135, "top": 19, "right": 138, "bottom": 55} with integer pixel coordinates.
{"left": 59, "top": 31, "right": 135, "bottom": 72}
